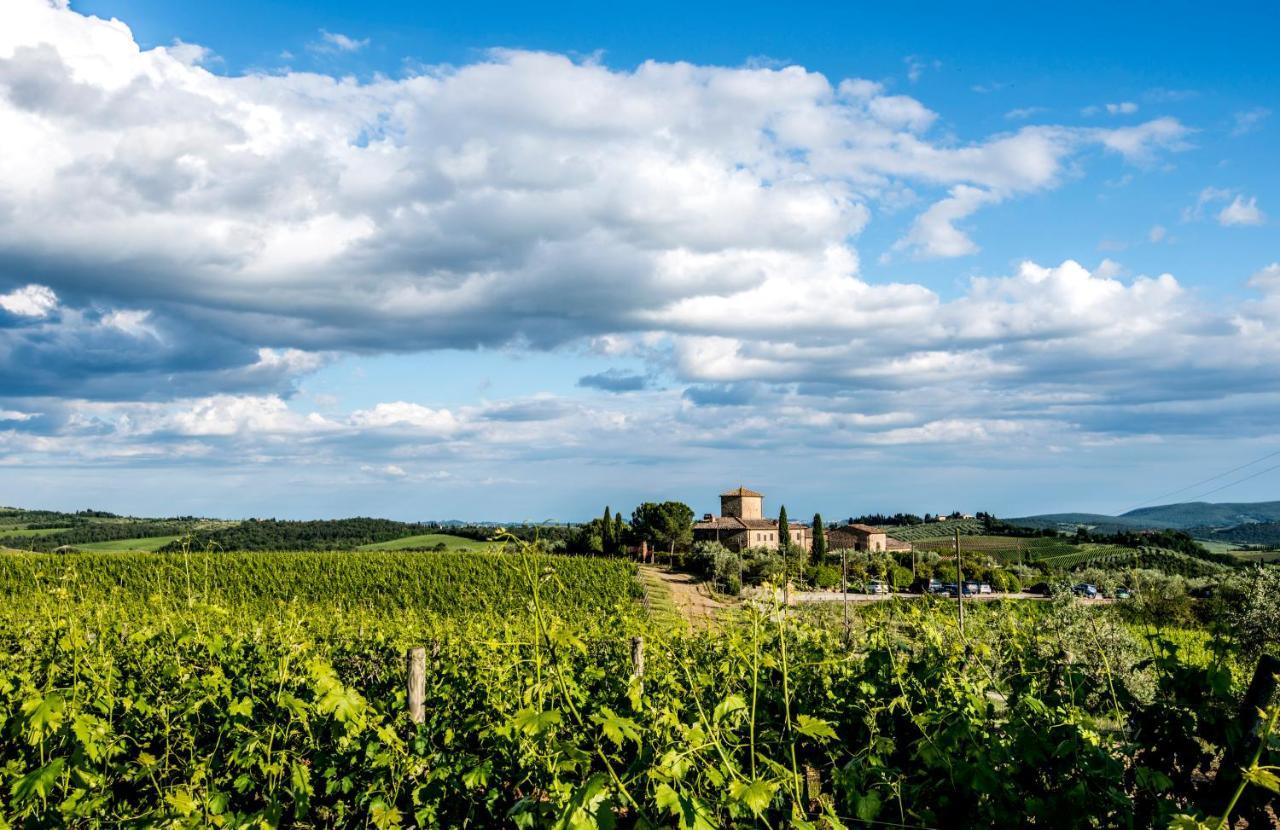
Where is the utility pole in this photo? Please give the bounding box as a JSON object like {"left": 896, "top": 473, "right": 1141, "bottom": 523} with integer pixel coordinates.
{"left": 910, "top": 543, "right": 916, "bottom": 579}
{"left": 954, "top": 526, "right": 964, "bottom": 635}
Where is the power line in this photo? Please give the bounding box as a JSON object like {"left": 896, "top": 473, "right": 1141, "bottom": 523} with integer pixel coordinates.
{"left": 1123, "top": 447, "right": 1280, "bottom": 513}
{"left": 1183, "top": 461, "right": 1280, "bottom": 503}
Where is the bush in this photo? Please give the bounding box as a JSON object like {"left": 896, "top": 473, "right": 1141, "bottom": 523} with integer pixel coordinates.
{"left": 806, "top": 563, "right": 842, "bottom": 590}
{"left": 889, "top": 565, "right": 914, "bottom": 590}
{"left": 1217, "top": 566, "right": 1280, "bottom": 658}
{"left": 743, "top": 549, "right": 785, "bottom": 586}
{"left": 687, "top": 541, "right": 743, "bottom": 593}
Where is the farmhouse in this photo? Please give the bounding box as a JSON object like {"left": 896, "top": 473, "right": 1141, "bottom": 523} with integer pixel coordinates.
{"left": 827, "top": 523, "right": 888, "bottom": 552}
{"left": 692, "top": 487, "right": 813, "bottom": 553}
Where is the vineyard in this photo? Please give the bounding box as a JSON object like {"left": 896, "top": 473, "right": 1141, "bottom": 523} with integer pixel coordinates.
{"left": 1040, "top": 546, "right": 1235, "bottom": 577}
{"left": 0, "top": 542, "right": 1275, "bottom": 828}
{"left": 0, "top": 550, "right": 639, "bottom": 619}
{"left": 882, "top": 520, "right": 986, "bottom": 541}
{"left": 900, "top": 533, "right": 1131, "bottom": 564}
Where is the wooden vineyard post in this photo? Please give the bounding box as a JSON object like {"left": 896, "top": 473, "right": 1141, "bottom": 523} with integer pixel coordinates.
{"left": 954, "top": 527, "right": 964, "bottom": 636}
{"left": 1209, "top": 653, "right": 1280, "bottom": 813}
{"left": 804, "top": 764, "right": 823, "bottom": 815}
{"left": 841, "top": 549, "right": 850, "bottom": 646}
{"left": 406, "top": 646, "right": 426, "bottom": 725}
{"left": 631, "top": 636, "right": 645, "bottom": 697}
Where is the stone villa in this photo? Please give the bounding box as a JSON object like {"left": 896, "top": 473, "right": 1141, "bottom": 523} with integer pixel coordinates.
{"left": 692, "top": 487, "right": 906, "bottom": 554}
{"left": 692, "top": 487, "right": 813, "bottom": 552}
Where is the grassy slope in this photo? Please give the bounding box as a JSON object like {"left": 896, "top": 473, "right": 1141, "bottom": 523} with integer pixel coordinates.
{"left": 72, "top": 535, "right": 185, "bottom": 552}
{"left": 0, "top": 526, "right": 73, "bottom": 538}
{"left": 356, "top": 533, "right": 497, "bottom": 551}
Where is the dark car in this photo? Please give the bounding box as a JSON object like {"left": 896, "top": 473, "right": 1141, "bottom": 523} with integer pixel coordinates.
{"left": 1072, "top": 583, "right": 1098, "bottom": 599}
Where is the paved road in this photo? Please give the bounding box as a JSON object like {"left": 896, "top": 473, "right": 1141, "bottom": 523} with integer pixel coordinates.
{"left": 790, "top": 590, "right": 1112, "bottom": 604}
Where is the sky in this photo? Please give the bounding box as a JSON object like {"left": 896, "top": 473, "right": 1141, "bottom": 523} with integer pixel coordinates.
{"left": 1, "top": 0, "right": 1278, "bottom": 521}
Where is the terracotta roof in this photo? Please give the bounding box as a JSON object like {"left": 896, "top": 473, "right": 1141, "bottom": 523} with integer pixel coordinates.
{"left": 837, "top": 523, "right": 887, "bottom": 535}
{"left": 694, "top": 516, "right": 811, "bottom": 531}
{"left": 720, "top": 486, "right": 763, "bottom": 498}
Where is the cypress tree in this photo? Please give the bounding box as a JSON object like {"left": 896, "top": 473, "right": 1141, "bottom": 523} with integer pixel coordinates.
{"left": 779, "top": 505, "right": 791, "bottom": 549}
{"left": 614, "top": 513, "right": 625, "bottom": 555}
{"left": 813, "top": 513, "right": 827, "bottom": 560}
{"left": 602, "top": 506, "right": 613, "bottom": 555}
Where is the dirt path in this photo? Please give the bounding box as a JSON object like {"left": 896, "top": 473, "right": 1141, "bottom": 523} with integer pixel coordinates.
{"left": 638, "top": 566, "right": 729, "bottom": 628}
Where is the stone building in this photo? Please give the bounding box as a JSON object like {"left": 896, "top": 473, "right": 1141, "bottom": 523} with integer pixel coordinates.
{"left": 692, "top": 487, "right": 813, "bottom": 553}
{"left": 826, "top": 523, "right": 888, "bottom": 552}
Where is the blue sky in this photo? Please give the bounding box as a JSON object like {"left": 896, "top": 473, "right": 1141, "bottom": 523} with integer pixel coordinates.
{"left": 0, "top": 0, "right": 1277, "bottom": 521}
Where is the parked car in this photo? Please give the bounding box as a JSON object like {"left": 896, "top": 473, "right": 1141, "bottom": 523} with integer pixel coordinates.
{"left": 1072, "top": 583, "right": 1098, "bottom": 599}
{"left": 941, "top": 582, "right": 976, "bottom": 597}
{"left": 978, "top": 582, "right": 992, "bottom": 595}
{"left": 865, "top": 580, "right": 890, "bottom": 595}
{"left": 925, "top": 578, "right": 944, "bottom": 594}
{"left": 1114, "top": 587, "right": 1132, "bottom": 600}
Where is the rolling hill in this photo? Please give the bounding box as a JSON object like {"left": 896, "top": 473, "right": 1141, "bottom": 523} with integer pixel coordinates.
{"left": 1009, "top": 500, "right": 1280, "bottom": 535}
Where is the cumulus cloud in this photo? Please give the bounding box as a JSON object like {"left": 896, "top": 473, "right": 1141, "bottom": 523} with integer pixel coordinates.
{"left": 0, "top": 284, "right": 57, "bottom": 317}
{"left": 1218, "top": 194, "right": 1265, "bottom": 226}
{"left": 0, "top": 0, "right": 1273, "bottom": 482}
{"left": 0, "top": 0, "right": 1195, "bottom": 377}
{"left": 888, "top": 185, "right": 998, "bottom": 259}
{"left": 311, "top": 30, "right": 369, "bottom": 53}
{"left": 1183, "top": 187, "right": 1264, "bottom": 226}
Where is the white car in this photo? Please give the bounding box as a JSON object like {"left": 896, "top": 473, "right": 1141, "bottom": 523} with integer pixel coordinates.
{"left": 866, "top": 580, "right": 890, "bottom": 595}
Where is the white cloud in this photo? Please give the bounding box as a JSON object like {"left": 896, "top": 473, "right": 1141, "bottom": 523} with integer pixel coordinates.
{"left": 1093, "top": 117, "right": 1191, "bottom": 162}
{"left": 888, "top": 185, "right": 998, "bottom": 259}
{"left": 0, "top": 410, "right": 38, "bottom": 421}
{"left": 1148, "top": 225, "right": 1167, "bottom": 243}
{"left": 362, "top": 463, "right": 408, "bottom": 478}
{"left": 101, "top": 308, "right": 158, "bottom": 338}
{"left": 1, "top": 0, "right": 1272, "bottom": 476}
{"left": 1005, "top": 106, "right": 1046, "bottom": 120}
{"left": 0, "top": 0, "right": 1196, "bottom": 373}
{"left": 1218, "top": 194, "right": 1265, "bottom": 226}
{"left": 166, "top": 395, "right": 337, "bottom": 437}
{"left": 1107, "top": 102, "right": 1138, "bottom": 114}
{"left": 0, "top": 284, "right": 58, "bottom": 317}
{"left": 1183, "top": 187, "right": 1263, "bottom": 226}
{"left": 312, "top": 30, "right": 368, "bottom": 53}
{"left": 904, "top": 55, "right": 939, "bottom": 83}
{"left": 350, "top": 402, "right": 459, "bottom": 434}
{"left": 1231, "top": 106, "right": 1270, "bottom": 136}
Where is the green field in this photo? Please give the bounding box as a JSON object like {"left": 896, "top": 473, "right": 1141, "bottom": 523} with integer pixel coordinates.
{"left": 68, "top": 534, "right": 185, "bottom": 552}
{"left": 356, "top": 532, "right": 498, "bottom": 551}
{"left": 885, "top": 519, "right": 986, "bottom": 541}
{"left": 1231, "top": 549, "right": 1280, "bottom": 563}
{"left": 903, "top": 533, "right": 1101, "bottom": 562}
{"left": 0, "top": 525, "right": 72, "bottom": 538}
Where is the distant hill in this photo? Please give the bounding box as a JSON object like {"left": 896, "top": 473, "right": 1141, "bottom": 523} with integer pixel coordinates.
{"left": 1009, "top": 500, "right": 1280, "bottom": 535}
{"left": 1122, "top": 500, "right": 1280, "bottom": 528}
{"left": 1188, "top": 521, "right": 1280, "bottom": 547}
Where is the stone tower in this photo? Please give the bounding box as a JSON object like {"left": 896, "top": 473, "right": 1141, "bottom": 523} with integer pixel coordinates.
{"left": 720, "top": 486, "right": 763, "bottom": 520}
